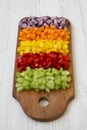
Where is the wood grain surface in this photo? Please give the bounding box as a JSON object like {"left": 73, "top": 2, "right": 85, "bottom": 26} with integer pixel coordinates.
{"left": 0, "top": 0, "right": 87, "bottom": 129}
{"left": 13, "top": 19, "right": 74, "bottom": 121}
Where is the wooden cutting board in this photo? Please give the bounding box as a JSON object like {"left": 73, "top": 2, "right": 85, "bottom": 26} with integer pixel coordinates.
{"left": 13, "top": 18, "right": 74, "bottom": 121}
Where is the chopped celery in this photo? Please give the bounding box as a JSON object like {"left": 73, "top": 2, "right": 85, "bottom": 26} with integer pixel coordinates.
{"left": 17, "top": 86, "right": 24, "bottom": 92}
{"left": 17, "top": 77, "right": 24, "bottom": 83}
{"left": 16, "top": 67, "right": 71, "bottom": 93}
{"left": 39, "top": 85, "right": 45, "bottom": 90}
{"left": 45, "top": 88, "right": 50, "bottom": 93}
{"left": 52, "top": 68, "right": 58, "bottom": 75}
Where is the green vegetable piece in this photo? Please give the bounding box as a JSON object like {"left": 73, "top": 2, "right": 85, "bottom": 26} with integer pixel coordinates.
{"left": 55, "top": 85, "right": 60, "bottom": 90}
{"left": 39, "top": 85, "right": 45, "bottom": 90}
{"left": 16, "top": 83, "right": 22, "bottom": 88}
{"left": 24, "top": 86, "right": 30, "bottom": 90}
{"left": 17, "top": 77, "right": 24, "bottom": 83}
{"left": 20, "top": 71, "right": 27, "bottom": 77}
{"left": 38, "top": 78, "right": 46, "bottom": 85}
{"left": 22, "top": 81, "right": 29, "bottom": 86}
{"left": 46, "top": 76, "right": 54, "bottom": 81}
{"left": 46, "top": 68, "right": 51, "bottom": 72}
{"left": 54, "top": 78, "right": 61, "bottom": 84}
{"left": 25, "top": 67, "right": 32, "bottom": 76}
{"left": 58, "top": 68, "right": 63, "bottom": 75}
{"left": 30, "top": 81, "right": 38, "bottom": 88}
{"left": 61, "top": 76, "right": 67, "bottom": 82}
{"left": 24, "top": 76, "right": 32, "bottom": 82}
{"left": 38, "top": 68, "right": 44, "bottom": 72}
{"left": 46, "top": 80, "right": 54, "bottom": 89}
{"left": 17, "top": 86, "right": 24, "bottom": 92}
{"left": 55, "top": 82, "right": 61, "bottom": 89}
{"left": 27, "top": 71, "right": 32, "bottom": 76}
{"left": 67, "top": 76, "right": 71, "bottom": 82}
{"left": 45, "top": 88, "right": 50, "bottom": 93}
{"left": 61, "top": 82, "right": 69, "bottom": 89}
{"left": 52, "top": 68, "right": 58, "bottom": 75}
{"left": 61, "top": 70, "right": 70, "bottom": 76}
{"left": 37, "top": 72, "right": 45, "bottom": 78}
{"left": 26, "top": 67, "right": 31, "bottom": 71}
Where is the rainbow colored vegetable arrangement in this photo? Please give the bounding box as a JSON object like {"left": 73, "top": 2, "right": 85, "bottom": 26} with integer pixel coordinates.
{"left": 16, "top": 16, "right": 71, "bottom": 93}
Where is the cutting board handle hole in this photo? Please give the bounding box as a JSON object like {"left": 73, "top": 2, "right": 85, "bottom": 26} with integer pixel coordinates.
{"left": 39, "top": 97, "right": 49, "bottom": 107}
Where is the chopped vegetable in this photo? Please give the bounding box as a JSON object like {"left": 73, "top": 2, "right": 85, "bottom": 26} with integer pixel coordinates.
{"left": 17, "top": 39, "right": 69, "bottom": 55}
{"left": 19, "top": 16, "right": 69, "bottom": 29}
{"left": 16, "top": 67, "right": 71, "bottom": 92}
{"left": 19, "top": 26, "right": 70, "bottom": 41}
{"left": 16, "top": 52, "right": 70, "bottom": 72}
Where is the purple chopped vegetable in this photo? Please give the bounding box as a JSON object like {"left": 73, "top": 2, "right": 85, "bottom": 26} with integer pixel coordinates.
{"left": 20, "top": 23, "right": 27, "bottom": 28}
{"left": 19, "top": 16, "right": 69, "bottom": 29}
{"left": 38, "top": 20, "right": 43, "bottom": 26}
{"left": 46, "top": 19, "right": 52, "bottom": 24}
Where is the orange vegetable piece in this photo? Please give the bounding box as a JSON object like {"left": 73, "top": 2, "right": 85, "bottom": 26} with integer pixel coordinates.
{"left": 36, "top": 36, "right": 40, "bottom": 40}
{"left": 45, "top": 25, "right": 49, "bottom": 29}
{"left": 50, "top": 25, "right": 56, "bottom": 29}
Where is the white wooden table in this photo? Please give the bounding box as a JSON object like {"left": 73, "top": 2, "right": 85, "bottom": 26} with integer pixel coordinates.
{"left": 0, "top": 0, "right": 87, "bottom": 129}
